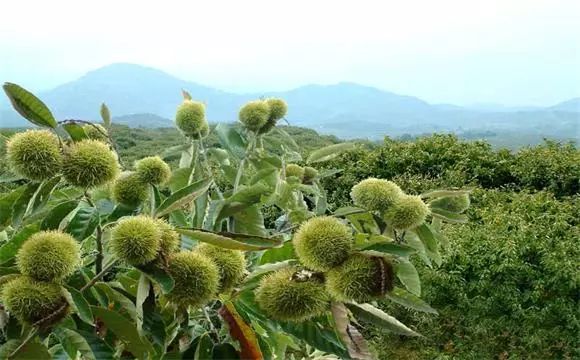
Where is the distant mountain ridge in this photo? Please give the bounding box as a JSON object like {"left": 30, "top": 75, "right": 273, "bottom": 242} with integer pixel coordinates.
{"left": 1, "top": 63, "right": 578, "bottom": 141}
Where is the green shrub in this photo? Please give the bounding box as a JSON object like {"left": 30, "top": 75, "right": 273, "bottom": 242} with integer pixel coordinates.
{"left": 371, "top": 189, "right": 580, "bottom": 359}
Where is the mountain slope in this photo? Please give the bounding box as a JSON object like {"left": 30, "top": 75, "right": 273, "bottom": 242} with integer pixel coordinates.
{"left": 1, "top": 63, "right": 578, "bottom": 141}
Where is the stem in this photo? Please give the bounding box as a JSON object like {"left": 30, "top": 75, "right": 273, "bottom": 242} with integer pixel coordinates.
{"left": 9, "top": 328, "right": 38, "bottom": 358}
{"left": 80, "top": 260, "right": 118, "bottom": 292}
{"left": 95, "top": 226, "right": 103, "bottom": 274}
{"left": 150, "top": 184, "right": 156, "bottom": 216}
{"left": 203, "top": 307, "right": 220, "bottom": 342}
{"left": 229, "top": 137, "right": 256, "bottom": 230}
{"left": 197, "top": 135, "right": 224, "bottom": 200}
{"left": 85, "top": 191, "right": 103, "bottom": 274}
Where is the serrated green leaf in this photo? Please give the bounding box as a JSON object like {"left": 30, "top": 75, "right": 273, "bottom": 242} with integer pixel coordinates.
{"left": 40, "top": 200, "right": 78, "bottom": 230}
{"left": 91, "top": 306, "right": 156, "bottom": 358}
{"left": 212, "top": 343, "right": 240, "bottom": 359}
{"left": 396, "top": 259, "right": 421, "bottom": 296}
{"left": 386, "top": 287, "right": 438, "bottom": 314}
{"left": 62, "top": 123, "right": 88, "bottom": 142}
{"left": 330, "top": 302, "right": 374, "bottom": 360}
{"left": 155, "top": 178, "right": 212, "bottom": 218}
{"left": 136, "top": 262, "right": 175, "bottom": 294}
{"left": 0, "top": 223, "right": 39, "bottom": 264}
{"left": 414, "top": 224, "right": 441, "bottom": 266}
{"left": 10, "top": 339, "right": 52, "bottom": 359}
{"left": 66, "top": 207, "right": 99, "bottom": 241}
{"left": 3, "top": 82, "right": 57, "bottom": 128}
{"left": 332, "top": 206, "right": 365, "bottom": 217}
{"left": 175, "top": 228, "right": 283, "bottom": 251}
{"left": 54, "top": 327, "right": 96, "bottom": 360}
{"left": 0, "top": 186, "right": 26, "bottom": 229}
{"left": 65, "top": 286, "right": 94, "bottom": 325}
{"left": 357, "top": 241, "right": 416, "bottom": 257}
{"left": 29, "top": 176, "right": 61, "bottom": 215}
{"left": 94, "top": 283, "right": 137, "bottom": 321}
{"left": 194, "top": 333, "right": 214, "bottom": 360}
{"left": 75, "top": 327, "right": 115, "bottom": 359}
{"left": 215, "top": 123, "right": 247, "bottom": 158}
{"left": 430, "top": 207, "right": 469, "bottom": 223}
{"left": 346, "top": 303, "right": 420, "bottom": 337}
{"left": 11, "top": 183, "right": 40, "bottom": 227}
{"left": 307, "top": 142, "right": 356, "bottom": 164}
{"left": 136, "top": 274, "right": 150, "bottom": 335}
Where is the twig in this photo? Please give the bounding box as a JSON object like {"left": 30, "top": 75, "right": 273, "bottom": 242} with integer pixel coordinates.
{"left": 9, "top": 328, "right": 38, "bottom": 358}
{"left": 84, "top": 191, "right": 103, "bottom": 273}
{"left": 203, "top": 307, "right": 220, "bottom": 342}
{"left": 80, "top": 260, "right": 118, "bottom": 292}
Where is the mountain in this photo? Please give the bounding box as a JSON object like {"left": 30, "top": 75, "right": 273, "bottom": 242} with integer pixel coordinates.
{"left": 1, "top": 63, "right": 578, "bottom": 142}
{"left": 551, "top": 98, "right": 580, "bottom": 112}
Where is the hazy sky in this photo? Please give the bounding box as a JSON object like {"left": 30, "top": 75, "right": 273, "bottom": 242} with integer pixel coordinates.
{"left": 1, "top": 0, "right": 579, "bottom": 106}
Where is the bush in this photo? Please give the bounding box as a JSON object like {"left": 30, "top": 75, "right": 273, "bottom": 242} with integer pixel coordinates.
{"left": 370, "top": 190, "right": 580, "bottom": 359}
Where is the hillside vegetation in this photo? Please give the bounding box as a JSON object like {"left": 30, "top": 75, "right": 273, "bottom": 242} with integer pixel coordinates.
{"left": 1, "top": 119, "right": 578, "bottom": 358}
{"left": 111, "top": 128, "right": 579, "bottom": 358}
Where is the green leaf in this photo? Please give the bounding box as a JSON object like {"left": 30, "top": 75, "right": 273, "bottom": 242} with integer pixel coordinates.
{"left": 91, "top": 306, "right": 156, "bottom": 359}
{"left": 306, "top": 142, "right": 356, "bottom": 164}
{"left": 11, "top": 183, "right": 40, "bottom": 227}
{"left": 395, "top": 259, "right": 421, "bottom": 296}
{"left": 65, "top": 286, "right": 94, "bottom": 325}
{"left": 212, "top": 343, "right": 240, "bottom": 359}
{"left": 330, "top": 302, "right": 373, "bottom": 360}
{"left": 194, "top": 333, "right": 214, "bottom": 360}
{"left": 94, "top": 283, "right": 137, "bottom": 321}
{"left": 386, "top": 287, "right": 438, "bottom": 314}
{"left": 430, "top": 207, "right": 468, "bottom": 223}
{"left": 332, "top": 206, "right": 365, "bottom": 217}
{"left": 30, "top": 176, "right": 62, "bottom": 215}
{"left": 245, "top": 260, "right": 296, "bottom": 285}
{"left": 155, "top": 178, "right": 212, "bottom": 218}
{"left": 54, "top": 327, "right": 96, "bottom": 360}
{"left": 357, "top": 241, "right": 416, "bottom": 257}
{"left": 40, "top": 200, "right": 78, "bottom": 230}
{"left": 75, "top": 328, "right": 115, "bottom": 359}
{"left": 280, "top": 317, "right": 349, "bottom": 358}
{"left": 62, "top": 123, "right": 88, "bottom": 142}
{"left": 136, "top": 274, "right": 150, "bottom": 335}
{"left": 10, "top": 339, "right": 52, "bottom": 359}
{"left": 259, "top": 241, "right": 296, "bottom": 264}
{"left": 346, "top": 303, "right": 420, "bottom": 337}
{"left": 0, "top": 186, "right": 26, "bottom": 229}
{"left": 167, "top": 167, "right": 192, "bottom": 193}
{"left": 107, "top": 204, "right": 136, "bottom": 222}
{"left": 215, "top": 123, "right": 247, "bottom": 158}
{"left": 66, "top": 207, "right": 99, "bottom": 241}
{"left": 175, "top": 228, "right": 283, "bottom": 251}
{"left": 0, "top": 223, "right": 39, "bottom": 264}
{"left": 161, "top": 144, "right": 191, "bottom": 160}
{"left": 136, "top": 262, "right": 175, "bottom": 294}
{"left": 414, "top": 224, "right": 441, "bottom": 266}
{"left": 3, "top": 82, "right": 57, "bottom": 128}
{"left": 420, "top": 189, "right": 472, "bottom": 199}
{"left": 100, "top": 103, "right": 111, "bottom": 128}
{"left": 403, "top": 231, "right": 432, "bottom": 267}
